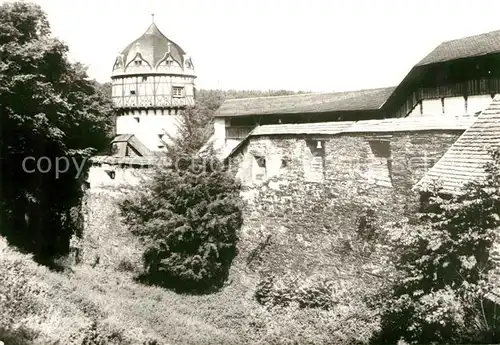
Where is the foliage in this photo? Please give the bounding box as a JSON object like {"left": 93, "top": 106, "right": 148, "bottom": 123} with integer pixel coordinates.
{"left": 119, "top": 157, "right": 243, "bottom": 294}
{"left": 0, "top": 1, "right": 114, "bottom": 264}
{"left": 166, "top": 104, "right": 215, "bottom": 160}
{"left": 165, "top": 88, "right": 310, "bottom": 160}
{"left": 255, "top": 274, "right": 339, "bottom": 310}
{"left": 81, "top": 321, "right": 132, "bottom": 345}
{"left": 0, "top": 231, "right": 382, "bottom": 345}
{"left": 376, "top": 149, "right": 500, "bottom": 344}
{"left": 250, "top": 272, "right": 381, "bottom": 344}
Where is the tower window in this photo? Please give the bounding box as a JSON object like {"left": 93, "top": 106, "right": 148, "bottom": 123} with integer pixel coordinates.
{"left": 172, "top": 86, "right": 184, "bottom": 98}
{"left": 134, "top": 60, "right": 142, "bottom": 65}
{"left": 130, "top": 90, "right": 136, "bottom": 95}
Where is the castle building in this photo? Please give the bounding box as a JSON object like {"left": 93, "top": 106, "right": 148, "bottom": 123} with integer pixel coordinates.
{"left": 213, "top": 29, "right": 500, "bottom": 157}
{"left": 111, "top": 16, "right": 196, "bottom": 152}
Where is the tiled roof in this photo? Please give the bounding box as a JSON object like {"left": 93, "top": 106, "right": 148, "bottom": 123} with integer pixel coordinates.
{"left": 121, "top": 23, "right": 185, "bottom": 69}
{"left": 417, "top": 29, "right": 500, "bottom": 66}
{"left": 91, "top": 134, "right": 168, "bottom": 166}
{"left": 251, "top": 121, "right": 355, "bottom": 136}
{"left": 250, "top": 115, "right": 473, "bottom": 136}
{"left": 216, "top": 87, "right": 396, "bottom": 117}
{"left": 416, "top": 97, "right": 500, "bottom": 194}
{"left": 226, "top": 115, "right": 474, "bottom": 159}
{"left": 111, "top": 134, "right": 153, "bottom": 157}
{"left": 112, "top": 134, "right": 134, "bottom": 142}
{"left": 345, "top": 115, "right": 474, "bottom": 133}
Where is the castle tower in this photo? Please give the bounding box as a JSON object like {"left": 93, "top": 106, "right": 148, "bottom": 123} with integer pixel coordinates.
{"left": 111, "top": 16, "right": 196, "bottom": 152}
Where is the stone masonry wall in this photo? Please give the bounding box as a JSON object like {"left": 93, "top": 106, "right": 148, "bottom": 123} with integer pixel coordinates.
{"left": 81, "top": 188, "right": 145, "bottom": 270}
{"left": 230, "top": 131, "right": 462, "bottom": 277}
{"left": 79, "top": 130, "right": 461, "bottom": 281}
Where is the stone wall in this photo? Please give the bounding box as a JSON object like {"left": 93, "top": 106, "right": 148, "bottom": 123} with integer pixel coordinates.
{"left": 81, "top": 188, "right": 145, "bottom": 270}
{"left": 80, "top": 129, "right": 462, "bottom": 280}
{"left": 230, "top": 131, "right": 462, "bottom": 277}
{"left": 87, "top": 164, "right": 154, "bottom": 189}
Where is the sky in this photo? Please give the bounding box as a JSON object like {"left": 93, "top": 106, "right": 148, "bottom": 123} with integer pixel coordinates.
{"left": 6, "top": 0, "right": 500, "bottom": 92}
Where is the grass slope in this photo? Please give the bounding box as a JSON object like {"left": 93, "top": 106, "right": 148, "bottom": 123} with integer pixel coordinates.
{"left": 0, "top": 235, "right": 378, "bottom": 345}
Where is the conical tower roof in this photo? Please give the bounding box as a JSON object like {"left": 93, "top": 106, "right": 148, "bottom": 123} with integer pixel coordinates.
{"left": 120, "top": 22, "right": 186, "bottom": 69}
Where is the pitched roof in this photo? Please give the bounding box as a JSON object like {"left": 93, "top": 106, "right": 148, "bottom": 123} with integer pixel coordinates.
{"left": 216, "top": 87, "right": 396, "bottom": 117}
{"left": 112, "top": 134, "right": 134, "bottom": 142}
{"left": 226, "top": 115, "right": 474, "bottom": 159}
{"left": 90, "top": 134, "right": 168, "bottom": 166}
{"left": 250, "top": 116, "right": 473, "bottom": 136}
{"left": 111, "top": 134, "right": 153, "bottom": 157}
{"left": 416, "top": 97, "right": 500, "bottom": 194}
{"left": 251, "top": 121, "right": 355, "bottom": 136}
{"left": 121, "top": 23, "right": 185, "bottom": 69}
{"left": 417, "top": 29, "right": 500, "bottom": 66}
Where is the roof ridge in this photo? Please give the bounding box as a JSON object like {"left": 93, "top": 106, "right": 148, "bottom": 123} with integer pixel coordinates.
{"left": 223, "top": 86, "right": 396, "bottom": 103}
{"left": 251, "top": 115, "right": 471, "bottom": 131}
{"left": 417, "top": 28, "right": 500, "bottom": 66}
{"left": 440, "top": 28, "right": 500, "bottom": 45}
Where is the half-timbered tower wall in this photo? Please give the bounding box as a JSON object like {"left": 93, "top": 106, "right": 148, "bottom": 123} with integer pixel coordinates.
{"left": 110, "top": 20, "right": 196, "bottom": 152}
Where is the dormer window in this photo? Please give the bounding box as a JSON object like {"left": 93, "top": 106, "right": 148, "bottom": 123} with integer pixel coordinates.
{"left": 172, "top": 86, "right": 184, "bottom": 98}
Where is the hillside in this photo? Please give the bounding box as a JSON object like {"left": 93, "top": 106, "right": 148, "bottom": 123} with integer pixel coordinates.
{"left": 0, "top": 234, "right": 250, "bottom": 344}
{"left": 0, "top": 231, "right": 376, "bottom": 345}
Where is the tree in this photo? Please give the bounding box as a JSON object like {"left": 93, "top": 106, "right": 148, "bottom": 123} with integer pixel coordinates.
{"left": 166, "top": 105, "right": 214, "bottom": 161}
{"left": 120, "top": 86, "right": 243, "bottom": 293}
{"left": 195, "top": 89, "right": 225, "bottom": 111}
{"left": 0, "top": 2, "right": 113, "bottom": 265}
{"left": 119, "top": 157, "right": 243, "bottom": 294}
{"left": 375, "top": 149, "right": 500, "bottom": 344}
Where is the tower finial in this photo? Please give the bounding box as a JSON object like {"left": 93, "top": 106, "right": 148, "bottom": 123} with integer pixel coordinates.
{"left": 151, "top": 13, "right": 155, "bottom": 23}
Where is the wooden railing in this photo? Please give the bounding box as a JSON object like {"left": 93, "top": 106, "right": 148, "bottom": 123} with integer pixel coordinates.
{"left": 393, "top": 78, "right": 500, "bottom": 117}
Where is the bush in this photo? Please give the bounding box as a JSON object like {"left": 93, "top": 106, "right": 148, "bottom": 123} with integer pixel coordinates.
{"left": 0, "top": 326, "right": 40, "bottom": 345}
{"left": 116, "top": 259, "right": 136, "bottom": 273}
{"left": 255, "top": 274, "right": 339, "bottom": 310}
{"left": 81, "top": 321, "right": 132, "bottom": 345}
{"left": 120, "top": 157, "right": 243, "bottom": 294}
{"left": 375, "top": 149, "right": 500, "bottom": 344}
